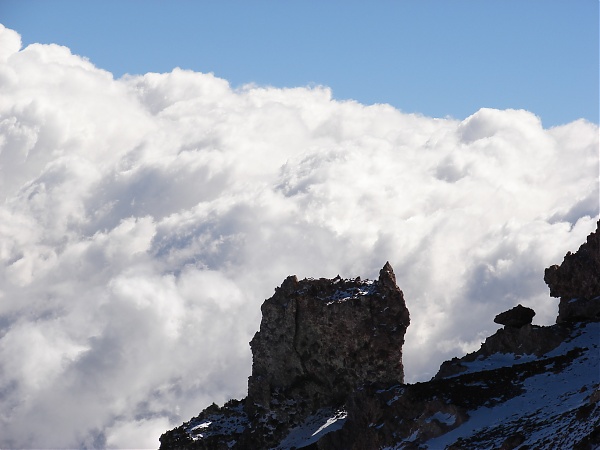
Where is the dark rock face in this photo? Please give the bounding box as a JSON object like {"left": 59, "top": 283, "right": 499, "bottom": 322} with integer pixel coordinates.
{"left": 159, "top": 263, "right": 410, "bottom": 449}
{"left": 246, "top": 262, "right": 409, "bottom": 419}
{"left": 545, "top": 220, "right": 600, "bottom": 322}
{"left": 557, "top": 296, "right": 600, "bottom": 323}
{"left": 494, "top": 304, "right": 535, "bottom": 328}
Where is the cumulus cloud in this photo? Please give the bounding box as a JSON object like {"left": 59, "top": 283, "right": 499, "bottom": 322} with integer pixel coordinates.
{"left": 0, "top": 24, "right": 21, "bottom": 62}
{"left": 0, "top": 26, "right": 597, "bottom": 448}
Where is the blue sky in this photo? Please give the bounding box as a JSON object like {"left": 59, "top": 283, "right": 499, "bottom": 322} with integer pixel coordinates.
{"left": 1, "top": 0, "right": 598, "bottom": 127}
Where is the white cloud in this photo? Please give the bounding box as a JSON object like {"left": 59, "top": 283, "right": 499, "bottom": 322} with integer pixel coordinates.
{"left": 0, "top": 24, "right": 21, "bottom": 63}
{"left": 0, "top": 26, "right": 597, "bottom": 448}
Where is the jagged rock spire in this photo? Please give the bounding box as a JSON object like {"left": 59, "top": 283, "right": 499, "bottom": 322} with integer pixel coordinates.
{"left": 545, "top": 220, "right": 600, "bottom": 323}
{"left": 242, "top": 264, "right": 410, "bottom": 445}
{"left": 379, "top": 261, "right": 397, "bottom": 286}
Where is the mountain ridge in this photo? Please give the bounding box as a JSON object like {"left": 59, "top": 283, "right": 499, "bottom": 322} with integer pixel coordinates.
{"left": 159, "top": 220, "right": 599, "bottom": 449}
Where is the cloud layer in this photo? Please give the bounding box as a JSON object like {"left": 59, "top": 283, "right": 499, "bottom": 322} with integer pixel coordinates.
{"left": 0, "top": 24, "right": 598, "bottom": 448}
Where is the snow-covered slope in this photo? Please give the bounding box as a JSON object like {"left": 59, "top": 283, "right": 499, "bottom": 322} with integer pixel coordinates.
{"left": 161, "top": 320, "right": 599, "bottom": 449}
{"left": 385, "top": 322, "right": 600, "bottom": 449}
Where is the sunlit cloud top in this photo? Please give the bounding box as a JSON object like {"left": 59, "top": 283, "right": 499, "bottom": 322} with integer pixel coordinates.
{"left": 0, "top": 23, "right": 598, "bottom": 448}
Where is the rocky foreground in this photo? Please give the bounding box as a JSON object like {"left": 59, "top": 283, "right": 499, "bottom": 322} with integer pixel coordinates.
{"left": 160, "top": 222, "right": 599, "bottom": 449}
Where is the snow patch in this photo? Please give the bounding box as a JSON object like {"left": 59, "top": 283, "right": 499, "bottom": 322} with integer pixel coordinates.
{"left": 452, "top": 352, "right": 538, "bottom": 377}
{"left": 189, "top": 420, "right": 211, "bottom": 432}
{"left": 424, "top": 322, "right": 600, "bottom": 449}
{"left": 186, "top": 403, "right": 249, "bottom": 441}
{"left": 277, "top": 408, "right": 347, "bottom": 449}
{"left": 326, "top": 281, "right": 376, "bottom": 305}
{"left": 425, "top": 412, "right": 456, "bottom": 426}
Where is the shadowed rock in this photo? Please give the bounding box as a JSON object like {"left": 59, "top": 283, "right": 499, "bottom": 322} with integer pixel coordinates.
{"left": 494, "top": 304, "right": 535, "bottom": 328}
{"left": 160, "top": 263, "right": 410, "bottom": 449}
{"left": 545, "top": 220, "right": 600, "bottom": 322}
{"left": 246, "top": 262, "right": 410, "bottom": 418}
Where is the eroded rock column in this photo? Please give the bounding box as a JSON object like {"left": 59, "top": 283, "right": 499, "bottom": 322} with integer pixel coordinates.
{"left": 246, "top": 262, "right": 410, "bottom": 418}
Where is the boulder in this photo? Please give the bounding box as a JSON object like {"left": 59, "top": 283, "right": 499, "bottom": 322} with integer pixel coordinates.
{"left": 494, "top": 304, "right": 535, "bottom": 328}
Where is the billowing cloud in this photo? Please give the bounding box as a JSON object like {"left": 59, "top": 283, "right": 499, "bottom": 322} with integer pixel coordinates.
{"left": 0, "top": 24, "right": 597, "bottom": 448}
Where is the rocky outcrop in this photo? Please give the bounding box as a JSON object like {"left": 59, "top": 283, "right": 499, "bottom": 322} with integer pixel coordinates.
{"left": 246, "top": 262, "right": 409, "bottom": 418}
{"left": 159, "top": 263, "right": 410, "bottom": 449}
{"left": 434, "top": 321, "right": 569, "bottom": 379}
{"left": 545, "top": 220, "right": 600, "bottom": 322}
{"left": 436, "top": 303, "right": 570, "bottom": 380}
{"left": 557, "top": 296, "right": 600, "bottom": 323}
{"left": 493, "top": 304, "right": 535, "bottom": 328}
{"left": 160, "top": 222, "right": 600, "bottom": 450}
